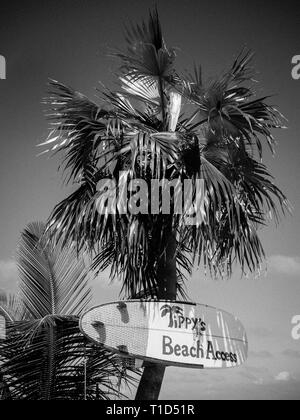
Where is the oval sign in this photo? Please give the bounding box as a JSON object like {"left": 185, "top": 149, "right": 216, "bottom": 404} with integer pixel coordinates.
{"left": 80, "top": 300, "right": 248, "bottom": 369}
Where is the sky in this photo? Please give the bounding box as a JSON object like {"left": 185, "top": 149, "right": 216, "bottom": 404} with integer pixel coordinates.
{"left": 0, "top": 0, "right": 300, "bottom": 400}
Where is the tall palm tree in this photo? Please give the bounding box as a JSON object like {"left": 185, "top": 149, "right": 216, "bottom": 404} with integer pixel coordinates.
{"left": 40, "top": 9, "right": 289, "bottom": 399}
{"left": 0, "top": 222, "right": 135, "bottom": 400}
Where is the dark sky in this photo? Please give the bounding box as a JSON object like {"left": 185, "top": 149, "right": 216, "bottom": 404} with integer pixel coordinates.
{"left": 0, "top": 0, "right": 300, "bottom": 399}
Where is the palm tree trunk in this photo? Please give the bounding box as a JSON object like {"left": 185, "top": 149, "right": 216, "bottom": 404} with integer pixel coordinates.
{"left": 135, "top": 225, "right": 177, "bottom": 400}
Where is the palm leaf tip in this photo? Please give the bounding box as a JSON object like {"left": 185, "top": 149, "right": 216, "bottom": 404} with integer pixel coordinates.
{"left": 124, "top": 6, "right": 163, "bottom": 53}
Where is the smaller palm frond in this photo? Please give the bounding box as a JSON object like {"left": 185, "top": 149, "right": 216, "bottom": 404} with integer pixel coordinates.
{"left": 0, "top": 293, "right": 25, "bottom": 322}
{"left": 17, "top": 221, "right": 91, "bottom": 318}
{"left": 1, "top": 317, "right": 136, "bottom": 400}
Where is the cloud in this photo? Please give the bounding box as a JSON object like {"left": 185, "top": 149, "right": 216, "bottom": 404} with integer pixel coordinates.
{"left": 162, "top": 374, "right": 300, "bottom": 400}
{"left": 253, "top": 378, "right": 264, "bottom": 385}
{"left": 275, "top": 372, "right": 292, "bottom": 382}
{"left": 238, "top": 365, "right": 271, "bottom": 384}
{"left": 268, "top": 255, "right": 300, "bottom": 276}
{"left": 248, "top": 327, "right": 272, "bottom": 338}
{"left": 160, "top": 365, "right": 300, "bottom": 399}
{"left": 249, "top": 350, "right": 273, "bottom": 359}
{"left": 282, "top": 349, "right": 300, "bottom": 359}
{"left": 238, "top": 370, "right": 261, "bottom": 382}
{"left": 0, "top": 260, "right": 18, "bottom": 292}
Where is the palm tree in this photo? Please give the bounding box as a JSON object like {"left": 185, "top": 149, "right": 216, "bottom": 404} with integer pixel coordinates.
{"left": 0, "top": 222, "right": 136, "bottom": 400}
{"left": 40, "top": 8, "right": 289, "bottom": 399}
{"left": 160, "top": 304, "right": 183, "bottom": 328}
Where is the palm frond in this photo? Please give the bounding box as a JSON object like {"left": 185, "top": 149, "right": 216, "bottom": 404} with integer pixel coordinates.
{"left": 113, "top": 8, "right": 176, "bottom": 128}
{"left": 40, "top": 80, "right": 108, "bottom": 187}
{"left": 0, "top": 293, "right": 25, "bottom": 322}
{"left": 119, "top": 75, "right": 160, "bottom": 108}
{"left": 0, "top": 221, "right": 139, "bottom": 400}
{"left": 0, "top": 317, "right": 136, "bottom": 400}
{"left": 17, "top": 222, "right": 91, "bottom": 318}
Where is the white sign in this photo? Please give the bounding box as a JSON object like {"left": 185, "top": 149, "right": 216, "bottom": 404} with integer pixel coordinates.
{"left": 80, "top": 300, "right": 248, "bottom": 369}
{"left": 146, "top": 302, "right": 247, "bottom": 368}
